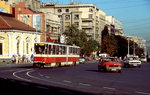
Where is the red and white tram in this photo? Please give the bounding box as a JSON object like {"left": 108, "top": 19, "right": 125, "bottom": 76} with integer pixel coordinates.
{"left": 33, "top": 42, "right": 80, "bottom": 68}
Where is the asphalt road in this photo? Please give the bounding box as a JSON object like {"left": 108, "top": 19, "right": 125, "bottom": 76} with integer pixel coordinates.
{"left": 0, "top": 61, "right": 150, "bottom": 95}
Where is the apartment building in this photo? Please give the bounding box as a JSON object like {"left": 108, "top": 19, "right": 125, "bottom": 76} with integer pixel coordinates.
{"left": 44, "top": 12, "right": 61, "bottom": 42}
{"left": 4, "top": 0, "right": 41, "bottom": 11}
{"left": 106, "top": 16, "right": 124, "bottom": 36}
{"left": 128, "top": 36, "right": 147, "bottom": 56}
{"left": 40, "top": 2, "right": 106, "bottom": 44}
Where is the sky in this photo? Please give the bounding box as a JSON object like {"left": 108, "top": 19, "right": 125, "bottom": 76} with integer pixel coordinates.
{"left": 40, "top": 0, "right": 150, "bottom": 48}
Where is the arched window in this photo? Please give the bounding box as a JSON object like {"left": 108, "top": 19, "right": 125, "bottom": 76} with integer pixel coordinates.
{"left": 16, "top": 36, "right": 21, "bottom": 54}
{"left": 26, "top": 37, "right": 30, "bottom": 54}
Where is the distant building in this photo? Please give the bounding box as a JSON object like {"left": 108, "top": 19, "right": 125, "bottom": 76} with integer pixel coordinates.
{"left": 127, "top": 36, "right": 147, "bottom": 56}
{"left": 0, "top": 1, "right": 11, "bottom": 13}
{"left": 11, "top": 2, "right": 45, "bottom": 42}
{"left": 0, "top": 12, "right": 40, "bottom": 62}
{"left": 0, "top": 1, "right": 45, "bottom": 42}
{"left": 40, "top": 2, "right": 106, "bottom": 44}
{"left": 106, "top": 16, "right": 124, "bottom": 36}
{"left": 40, "top": 12, "right": 61, "bottom": 42}
{"left": 5, "top": 0, "right": 41, "bottom": 11}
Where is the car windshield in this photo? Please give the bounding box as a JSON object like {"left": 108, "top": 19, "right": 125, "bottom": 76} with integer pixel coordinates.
{"left": 128, "top": 57, "right": 138, "bottom": 60}
{"left": 100, "top": 57, "right": 117, "bottom": 62}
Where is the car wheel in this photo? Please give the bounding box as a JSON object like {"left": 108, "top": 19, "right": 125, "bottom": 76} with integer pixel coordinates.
{"left": 138, "top": 65, "right": 141, "bottom": 68}
{"left": 118, "top": 70, "right": 121, "bottom": 73}
{"left": 98, "top": 68, "right": 102, "bottom": 72}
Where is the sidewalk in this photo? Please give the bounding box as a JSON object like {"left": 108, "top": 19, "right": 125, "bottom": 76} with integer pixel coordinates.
{"left": 0, "top": 62, "right": 32, "bottom": 67}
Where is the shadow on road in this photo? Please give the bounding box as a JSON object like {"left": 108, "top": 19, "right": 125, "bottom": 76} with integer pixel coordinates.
{"left": 0, "top": 78, "right": 102, "bottom": 95}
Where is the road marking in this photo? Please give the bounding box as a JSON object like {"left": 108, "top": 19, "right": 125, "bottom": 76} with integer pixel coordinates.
{"left": 63, "top": 80, "right": 72, "bottom": 83}
{"left": 36, "top": 86, "right": 49, "bottom": 90}
{"left": 45, "top": 76, "right": 50, "bottom": 78}
{"left": 79, "top": 83, "right": 91, "bottom": 86}
{"left": 39, "top": 73, "right": 44, "bottom": 76}
{"left": 26, "top": 70, "right": 69, "bottom": 86}
{"left": 103, "top": 87, "right": 116, "bottom": 90}
{"left": 13, "top": 69, "right": 32, "bottom": 82}
{"left": 135, "top": 91, "right": 150, "bottom": 95}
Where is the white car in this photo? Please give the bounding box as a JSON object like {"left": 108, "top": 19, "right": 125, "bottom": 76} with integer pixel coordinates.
{"left": 124, "top": 57, "right": 141, "bottom": 68}
{"left": 78, "top": 57, "right": 86, "bottom": 64}
{"left": 140, "top": 56, "right": 147, "bottom": 62}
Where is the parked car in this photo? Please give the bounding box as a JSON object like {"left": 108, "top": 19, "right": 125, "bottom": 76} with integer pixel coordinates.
{"left": 98, "top": 57, "right": 122, "bottom": 73}
{"left": 140, "top": 56, "right": 147, "bottom": 62}
{"left": 78, "top": 57, "right": 86, "bottom": 64}
{"left": 123, "top": 57, "right": 141, "bottom": 68}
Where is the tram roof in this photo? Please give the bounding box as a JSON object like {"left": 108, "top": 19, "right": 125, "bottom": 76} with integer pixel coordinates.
{"left": 35, "top": 42, "right": 80, "bottom": 48}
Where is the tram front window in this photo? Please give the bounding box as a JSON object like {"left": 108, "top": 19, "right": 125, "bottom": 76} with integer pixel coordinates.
{"left": 35, "top": 44, "right": 45, "bottom": 54}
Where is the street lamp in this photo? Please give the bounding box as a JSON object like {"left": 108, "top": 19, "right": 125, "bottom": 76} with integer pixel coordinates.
{"left": 127, "top": 37, "right": 130, "bottom": 57}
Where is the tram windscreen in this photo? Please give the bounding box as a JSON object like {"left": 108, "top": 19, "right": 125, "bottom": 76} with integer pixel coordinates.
{"left": 34, "top": 44, "right": 45, "bottom": 54}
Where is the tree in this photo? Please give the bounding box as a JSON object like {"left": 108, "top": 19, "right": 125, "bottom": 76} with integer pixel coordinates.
{"left": 63, "top": 25, "right": 99, "bottom": 56}
{"left": 101, "top": 34, "right": 118, "bottom": 56}
{"left": 82, "top": 39, "right": 99, "bottom": 56}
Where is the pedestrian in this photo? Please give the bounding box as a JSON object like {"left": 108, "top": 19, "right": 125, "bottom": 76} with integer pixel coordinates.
{"left": 11, "top": 54, "right": 16, "bottom": 63}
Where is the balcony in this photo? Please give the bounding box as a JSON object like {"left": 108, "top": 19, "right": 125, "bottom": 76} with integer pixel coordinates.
{"left": 82, "top": 25, "right": 93, "bottom": 29}
{"left": 82, "top": 18, "right": 93, "bottom": 22}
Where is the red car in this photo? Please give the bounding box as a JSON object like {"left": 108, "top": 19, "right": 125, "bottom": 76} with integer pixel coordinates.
{"left": 98, "top": 57, "right": 122, "bottom": 73}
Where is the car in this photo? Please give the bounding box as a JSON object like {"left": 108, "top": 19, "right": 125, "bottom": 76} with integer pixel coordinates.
{"left": 123, "top": 57, "right": 141, "bottom": 68}
{"left": 78, "top": 57, "right": 86, "bottom": 64}
{"left": 140, "top": 56, "right": 147, "bottom": 62}
{"left": 98, "top": 57, "right": 122, "bottom": 73}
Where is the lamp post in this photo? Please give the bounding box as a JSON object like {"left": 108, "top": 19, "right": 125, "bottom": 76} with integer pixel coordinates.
{"left": 127, "top": 37, "right": 130, "bottom": 57}
{"left": 133, "top": 41, "right": 135, "bottom": 56}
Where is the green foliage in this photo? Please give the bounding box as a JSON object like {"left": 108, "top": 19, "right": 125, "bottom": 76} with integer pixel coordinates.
{"left": 63, "top": 25, "right": 99, "bottom": 56}
{"left": 101, "top": 34, "right": 118, "bottom": 56}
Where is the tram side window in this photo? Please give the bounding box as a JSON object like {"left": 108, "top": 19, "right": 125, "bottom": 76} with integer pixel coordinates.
{"left": 74, "top": 48, "right": 77, "bottom": 55}
{"left": 35, "top": 44, "right": 45, "bottom": 54}
{"left": 62, "top": 46, "right": 67, "bottom": 55}
{"left": 44, "top": 44, "right": 48, "bottom": 54}
{"left": 48, "top": 45, "right": 51, "bottom": 54}
{"left": 69, "top": 47, "right": 73, "bottom": 55}
{"left": 59, "top": 46, "right": 62, "bottom": 55}
{"left": 56, "top": 45, "right": 59, "bottom": 55}
{"left": 52, "top": 45, "right": 56, "bottom": 55}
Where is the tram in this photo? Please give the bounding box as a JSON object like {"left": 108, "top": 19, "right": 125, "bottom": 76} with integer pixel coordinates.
{"left": 33, "top": 42, "right": 80, "bottom": 68}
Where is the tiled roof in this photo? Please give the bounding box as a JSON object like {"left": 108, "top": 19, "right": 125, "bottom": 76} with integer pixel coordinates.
{"left": 0, "top": 12, "right": 36, "bottom": 32}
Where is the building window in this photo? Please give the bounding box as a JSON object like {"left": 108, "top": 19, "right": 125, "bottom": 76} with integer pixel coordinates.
{"left": 26, "top": 37, "right": 30, "bottom": 54}
{"left": 89, "top": 8, "right": 93, "bottom": 12}
{"left": 74, "top": 22, "right": 79, "bottom": 27}
{"left": 74, "top": 14, "right": 79, "bottom": 20}
{"left": 89, "top": 14, "right": 93, "bottom": 19}
{"left": 57, "top": 9, "right": 62, "bottom": 13}
{"left": 65, "top": 15, "right": 70, "bottom": 20}
{"left": 16, "top": 36, "right": 21, "bottom": 54}
{"left": 17, "top": 41, "right": 20, "bottom": 54}
{"left": 65, "top": 22, "right": 70, "bottom": 27}
{"left": 58, "top": 15, "right": 62, "bottom": 18}
{"left": 26, "top": 43, "right": 29, "bottom": 54}
{"left": 66, "top": 9, "right": 69, "bottom": 12}
{"left": 0, "top": 43, "right": 2, "bottom": 55}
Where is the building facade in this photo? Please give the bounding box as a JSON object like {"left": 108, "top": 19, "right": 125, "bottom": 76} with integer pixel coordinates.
{"left": 12, "top": 2, "right": 45, "bottom": 42}
{"left": 40, "top": 2, "right": 106, "bottom": 44}
{"left": 4, "top": 0, "right": 41, "bottom": 11}
{"left": 127, "top": 36, "right": 147, "bottom": 56}
{"left": 106, "top": 16, "right": 124, "bottom": 36}
{"left": 0, "top": 12, "right": 40, "bottom": 62}
{"left": 0, "top": 1, "right": 11, "bottom": 13}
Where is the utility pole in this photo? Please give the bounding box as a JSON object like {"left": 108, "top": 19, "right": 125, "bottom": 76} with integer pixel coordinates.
{"left": 127, "top": 37, "right": 130, "bottom": 57}
{"left": 133, "top": 40, "right": 135, "bottom": 56}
